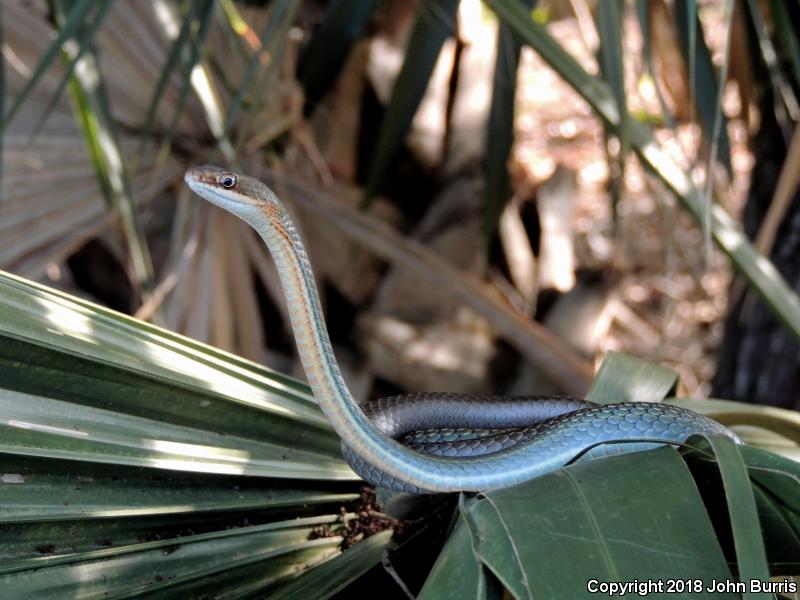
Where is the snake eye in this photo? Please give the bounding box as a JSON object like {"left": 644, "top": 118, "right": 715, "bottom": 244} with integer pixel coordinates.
{"left": 218, "top": 174, "right": 237, "bottom": 189}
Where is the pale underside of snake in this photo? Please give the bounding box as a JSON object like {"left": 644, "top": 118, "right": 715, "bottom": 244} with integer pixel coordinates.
{"left": 185, "top": 166, "right": 741, "bottom": 494}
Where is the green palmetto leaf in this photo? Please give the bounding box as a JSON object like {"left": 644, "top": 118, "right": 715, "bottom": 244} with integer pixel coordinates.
{"left": 143, "top": 538, "right": 341, "bottom": 599}
{"left": 485, "top": 0, "right": 800, "bottom": 344}
{"left": 739, "top": 446, "right": 800, "bottom": 571}
{"left": 135, "top": 0, "right": 200, "bottom": 158}
{"left": 684, "top": 0, "right": 697, "bottom": 124}
{"left": 136, "top": 0, "right": 236, "bottom": 166}
{"left": 67, "top": 63, "right": 157, "bottom": 299}
{"left": 51, "top": 0, "right": 157, "bottom": 307}
{"left": 0, "top": 458, "right": 355, "bottom": 527}
{"left": 484, "top": 1, "right": 536, "bottom": 244}
{"left": 416, "top": 352, "right": 799, "bottom": 596}
{"left": 0, "top": 383, "right": 344, "bottom": 478}
{"left": 702, "top": 0, "right": 734, "bottom": 249}
{"left": 768, "top": 0, "right": 800, "bottom": 87}
{"left": 745, "top": 0, "right": 799, "bottom": 121}
{"left": 158, "top": 0, "right": 219, "bottom": 161}
{"left": 362, "top": 0, "right": 460, "bottom": 205}
{"left": 699, "top": 436, "right": 771, "bottom": 598}
{"left": 0, "top": 514, "right": 345, "bottom": 597}
{"left": 458, "top": 447, "right": 735, "bottom": 598}
{"left": 0, "top": 267, "right": 355, "bottom": 481}
{"left": 586, "top": 351, "right": 678, "bottom": 404}
{"left": 270, "top": 529, "right": 394, "bottom": 599}
{"left": 668, "top": 397, "right": 800, "bottom": 458}
{"left": 296, "top": 0, "right": 381, "bottom": 114}
{"left": 687, "top": 443, "right": 800, "bottom": 583}
{"left": 418, "top": 515, "right": 492, "bottom": 600}
{"left": 0, "top": 267, "right": 367, "bottom": 594}
{"left": 420, "top": 443, "right": 800, "bottom": 598}
{"left": 674, "top": 0, "right": 733, "bottom": 176}
{"left": 596, "top": 0, "right": 627, "bottom": 214}
{"left": 3, "top": 255, "right": 799, "bottom": 596}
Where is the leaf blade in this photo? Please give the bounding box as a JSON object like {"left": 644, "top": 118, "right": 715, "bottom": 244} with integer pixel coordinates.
{"left": 363, "top": 0, "right": 460, "bottom": 204}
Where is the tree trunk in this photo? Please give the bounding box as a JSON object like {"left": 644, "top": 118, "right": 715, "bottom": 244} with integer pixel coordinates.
{"left": 712, "top": 2, "right": 800, "bottom": 409}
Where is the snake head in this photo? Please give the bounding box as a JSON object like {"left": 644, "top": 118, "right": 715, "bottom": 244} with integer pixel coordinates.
{"left": 184, "top": 165, "right": 281, "bottom": 220}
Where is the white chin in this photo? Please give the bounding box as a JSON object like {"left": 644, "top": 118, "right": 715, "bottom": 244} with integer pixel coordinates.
{"left": 191, "top": 183, "right": 239, "bottom": 212}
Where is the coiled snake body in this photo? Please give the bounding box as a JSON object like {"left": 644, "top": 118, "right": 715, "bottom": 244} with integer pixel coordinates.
{"left": 185, "top": 166, "right": 740, "bottom": 494}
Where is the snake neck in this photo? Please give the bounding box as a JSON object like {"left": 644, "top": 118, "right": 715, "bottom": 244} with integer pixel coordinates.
{"left": 252, "top": 207, "right": 411, "bottom": 468}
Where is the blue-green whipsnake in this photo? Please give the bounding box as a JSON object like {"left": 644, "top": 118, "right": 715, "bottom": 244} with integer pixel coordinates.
{"left": 185, "top": 166, "right": 741, "bottom": 494}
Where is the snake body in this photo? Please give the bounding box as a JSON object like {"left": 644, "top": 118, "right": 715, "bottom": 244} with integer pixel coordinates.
{"left": 185, "top": 166, "right": 741, "bottom": 493}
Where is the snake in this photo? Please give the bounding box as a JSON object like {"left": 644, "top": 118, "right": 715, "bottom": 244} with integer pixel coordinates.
{"left": 185, "top": 166, "right": 741, "bottom": 494}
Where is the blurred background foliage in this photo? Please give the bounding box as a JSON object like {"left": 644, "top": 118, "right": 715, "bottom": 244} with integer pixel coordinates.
{"left": 1, "top": 0, "right": 800, "bottom": 596}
